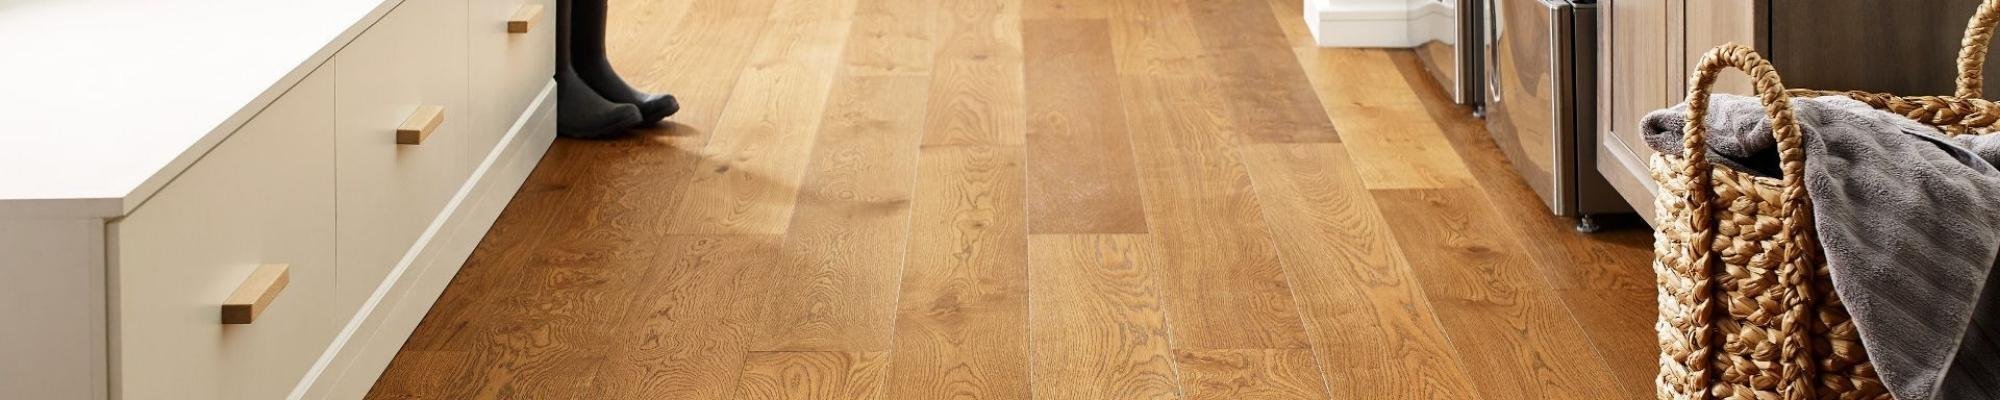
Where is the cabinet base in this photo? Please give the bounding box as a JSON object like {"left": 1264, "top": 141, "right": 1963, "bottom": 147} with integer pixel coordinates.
{"left": 291, "top": 80, "right": 557, "bottom": 400}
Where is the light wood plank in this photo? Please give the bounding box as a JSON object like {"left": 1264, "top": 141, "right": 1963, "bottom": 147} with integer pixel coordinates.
{"left": 734, "top": 351, "right": 892, "bottom": 400}
{"left": 669, "top": 18, "right": 856, "bottom": 234}
{"left": 1372, "top": 188, "right": 1628, "bottom": 400}
{"left": 607, "top": 0, "right": 775, "bottom": 139}
{"left": 1240, "top": 143, "right": 1482, "bottom": 400}
{"left": 883, "top": 145, "right": 1032, "bottom": 400}
{"left": 1294, "top": 48, "right": 1472, "bottom": 189}
{"left": 1173, "top": 349, "right": 1328, "bottom": 400}
{"left": 753, "top": 76, "right": 929, "bottom": 351}
{"left": 1022, "top": 18, "right": 1148, "bottom": 234}
{"left": 923, "top": 0, "right": 1025, "bottom": 146}
{"left": 1027, "top": 234, "right": 1183, "bottom": 400}
{"left": 844, "top": 0, "right": 937, "bottom": 76}
{"left": 1023, "top": 0, "right": 1110, "bottom": 19}
{"left": 1186, "top": 0, "right": 1338, "bottom": 143}
{"left": 1392, "top": 51, "right": 1656, "bottom": 399}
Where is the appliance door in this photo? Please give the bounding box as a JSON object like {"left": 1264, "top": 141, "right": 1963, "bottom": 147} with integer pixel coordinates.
{"left": 1484, "top": 0, "right": 1577, "bottom": 215}
{"left": 1411, "top": 0, "right": 1482, "bottom": 105}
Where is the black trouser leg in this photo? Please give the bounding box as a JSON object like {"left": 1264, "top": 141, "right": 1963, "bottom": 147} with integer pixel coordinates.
{"left": 556, "top": 0, "right": 644, "bottom": 139}
{"left": 569, "top": 0, "right": 679, "bottom": 124}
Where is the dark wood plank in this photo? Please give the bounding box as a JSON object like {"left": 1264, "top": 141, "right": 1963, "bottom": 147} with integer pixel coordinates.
{"left": 1022, "top": 18, "right": 1149, "bottom": 234}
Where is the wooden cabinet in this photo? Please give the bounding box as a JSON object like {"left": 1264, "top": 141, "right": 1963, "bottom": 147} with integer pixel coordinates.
{"left": 1598, "top": 0, "right": 1995, "bottom": 227}
{"left": 0, "top": 0, "right": 559, "bottom": 398}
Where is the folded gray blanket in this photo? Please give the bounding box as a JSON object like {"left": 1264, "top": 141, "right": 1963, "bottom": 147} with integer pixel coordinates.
{"left": 1644, "top": 95, "right": 2000, "bottom": 399}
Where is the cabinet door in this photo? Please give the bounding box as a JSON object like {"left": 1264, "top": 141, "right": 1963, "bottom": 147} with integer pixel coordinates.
{"left": 468, "top": 0, "right": 556, "bottom": 163}
{"left": 110, "top": 70, "right": 338, "bottom": 400}
{"left": 1685, "top": 0, "right": 1758, "bottom": 95}
{"left": 333, "top": 0, "right": 472, "bottom": 319}
{"left": 1597, "top": 0, "right": 1676, "bottom": 223}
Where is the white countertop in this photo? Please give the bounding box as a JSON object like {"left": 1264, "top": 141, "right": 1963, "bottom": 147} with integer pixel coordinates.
{"left": 0, "top": 0, "right": 398, "bottom": 219}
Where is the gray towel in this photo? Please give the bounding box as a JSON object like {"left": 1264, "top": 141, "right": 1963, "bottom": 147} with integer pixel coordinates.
{"left": 1643, "top": 95, "right": 2000, "bottom": 400}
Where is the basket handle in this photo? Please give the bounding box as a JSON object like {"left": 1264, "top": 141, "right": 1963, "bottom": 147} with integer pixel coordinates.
{"left": 1681, "top": 44, "right": 1806, "bottom": 190}
{"left": 1959, "top": 0, "right": 2000, "bottom": 98}
{"left": 1682, "top": 43, "right": 1823, "bottom": 400}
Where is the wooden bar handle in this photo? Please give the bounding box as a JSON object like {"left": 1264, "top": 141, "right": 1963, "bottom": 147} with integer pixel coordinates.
{"left": 222, "top": 264, "right": 290, "bottom": 324}
{"left": 396, "top": 105, "right": 445, "bottom": 145}
{"left": 508, "top": 4, "right": 544, "bottom": 34}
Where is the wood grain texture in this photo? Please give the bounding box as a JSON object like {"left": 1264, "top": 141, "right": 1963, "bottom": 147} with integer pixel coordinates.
{"left": 1371, "top": 188, "right": 1628, "bottom": 400}
{"left": 668, "top": 17, "right": 855, "bottom": 234}
{"left": 1022, "top": 18, "right": 1148, "bottom": 234}
{"left": 376, "top": 0, "right": 1667, "bottom": 394}
{"left": 923, "top": 0, "right": 1025, "bottom": 146}
{"left": 884, "top": 145, "right": 1031, "bottom": 399}
{"left": 1294, "top": 48, "right": 1472, "bottom": 189}
{"left": 844, "top": 0, "right": 936, "bottom": 76}
{"left": 1130, "top": 143, "right": 1310, "bottom": 350}
{"left": 1023, "top": 0, "right": 1110, "bottom": 19}
{"left": 734, "top": 351, "right": 891, "bottom": 400}
{"left": 1173, "top": 349, "right": 1328, "bottom": 400}
{"left": 753, "top": 75, "right": 928, "bottom": 352}
{"left": 1186, "top": 0, "right": 1338, "bottom": 143}
{"left": 1239, "top": 143, "right": 1483, "bottom": 400}
{"left": 1394, "top": 52, "right": 1657, "bottom": 399}
{"left": 589, "top": 236, "right": 781, "bottom": 400}
{"left": 1027, "top": 234, "right": 1183, "bottom": 400}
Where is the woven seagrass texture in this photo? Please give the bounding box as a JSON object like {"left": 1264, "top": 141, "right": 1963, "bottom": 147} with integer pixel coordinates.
{"left": 1652, "top": 44, "right": 1895, "bottom": 400}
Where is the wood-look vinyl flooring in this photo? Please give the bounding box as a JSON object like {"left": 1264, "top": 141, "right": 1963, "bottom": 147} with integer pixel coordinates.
{"left": 367, "top": 0, "right": 1659, "bottom": 398}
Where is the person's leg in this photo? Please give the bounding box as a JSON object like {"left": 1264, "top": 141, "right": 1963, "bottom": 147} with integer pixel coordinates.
{"left": 557, "top": 0, "right": 644, "bottom": 138}
{"left": 570, "top": 0, "right": 679, "bottom": 124}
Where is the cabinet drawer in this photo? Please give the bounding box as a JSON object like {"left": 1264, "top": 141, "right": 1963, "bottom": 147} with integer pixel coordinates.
{"left": 334, "top": 0, "right": 472, "bottom": 318}
{"left": 109, "top": 70, "right": 338, "bottom": 400}
{"left": 468, "top": 0, "right": 556, "bottom": 161}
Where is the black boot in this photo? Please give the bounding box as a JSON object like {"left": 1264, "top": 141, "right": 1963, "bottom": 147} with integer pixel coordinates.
{"left": 566, "top": 0, "right": 679, "bottom": 125}
{"left": 556, "top": 0, "right": 643, "bottom": 139}
{"left": 557, "top": 67, "right": 643, "bottom": 139}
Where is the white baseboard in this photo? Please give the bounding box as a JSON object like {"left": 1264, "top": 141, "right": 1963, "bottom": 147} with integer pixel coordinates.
{"left": 291, "top": 80, "right": 558, "bottom": 400}
{"left": 1310, "top": 0, "right": 1434, "bottom": 48}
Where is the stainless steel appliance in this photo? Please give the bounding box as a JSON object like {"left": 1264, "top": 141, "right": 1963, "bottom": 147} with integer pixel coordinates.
{"left": 1410, "top": 0, "right": 1483, "bottom": 105}
{"left": 1482, "top": 0, "right": 1625, "bottom": 231}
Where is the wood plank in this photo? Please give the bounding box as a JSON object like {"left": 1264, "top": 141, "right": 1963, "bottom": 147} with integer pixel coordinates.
{"left": 1261, "top": 0, "right": 1316, "bottom": 48}
{"left": 1023, "top": 0, "right": 1110, "bottom": 19}
{"left": 1392, "top": 51, "right": 1657, "bottom": 399}
{"left": 883, "top": 145, "right": 1032, "bottom": 400}
{"left": 363, "top": 351, "right": 472, "bottom": 399}
{"left": 1239, "top": 143, "right": 1483, "bottom": 400}
{"left": 1027, "top": 234, "right": 1183, "bottom": 400}
{"left": 1127, "top": 144, "right": 1310, "bottom": 349}
{"left": 1173, "top": 349, "right": 1328, "bottom": 400}
{"left": 1371, "top": 188, "right": 1628, "bottom": 400}
{"left": 734, "top": 351, "right": 892, "bottom": 400}
{"left": 752, "top": 75, "right": 929, "bottom": 351}
{"left": 1293, "top": 48, "right": 1473, "bottom": 189}
{"left": 668, "top": 17, "right": 856, "bottom": 234}
{"left": 1186, "top": 0, "right": 1339, "bottom": 143}
{"left": 844, "top": 0, "right": 937, "bottom": 76}
{"left": 607, "top": 0, "right": 777, "bottom": 138}
{"left": 590, "top": 236, "right": 783, "bottom": 400}
{"left": 1106, "top": 0, "right": 1207, "bottom": 79}
{"left": 1022, "top": 18, "right": 1148, "bottom": 234}
{"left": 923, "top": 0, "right": 1025, "bottom": 146}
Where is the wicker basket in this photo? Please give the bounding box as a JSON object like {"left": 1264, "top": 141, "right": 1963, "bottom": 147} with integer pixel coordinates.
{"left": 1651, "top": 3, "right": 2000, "bottom": 399}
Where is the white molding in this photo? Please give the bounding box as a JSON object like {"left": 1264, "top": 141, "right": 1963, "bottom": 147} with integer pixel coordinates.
{"left": 1310, "top": 0, "right": 1439, "bottom": 48}
{"left": 291, "top": 80, "right": 558, "bottom": 400}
